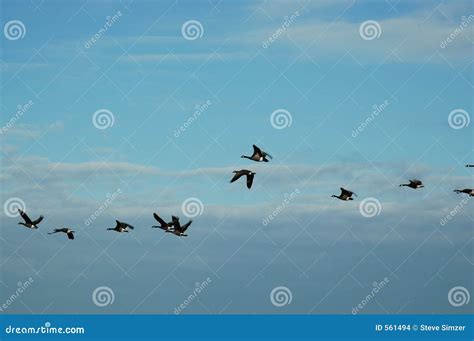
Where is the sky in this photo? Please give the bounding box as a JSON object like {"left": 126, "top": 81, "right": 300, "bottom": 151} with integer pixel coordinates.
{"left": 0, "top": 0, "right": 472, "bottom": 314}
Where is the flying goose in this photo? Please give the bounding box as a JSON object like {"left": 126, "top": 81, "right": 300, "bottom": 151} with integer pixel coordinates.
{"left": 453, "top": 188, "right": 474, "bottom": 196}
{"left": 107, "top": 220, "right": 134, "bottom": 233}
{"left": 152, "top": 213, "right": 173, "bottom": 231}
{"left": 241, "top": 144, "right": 272, "bottom": 162}
{"left": 230, "top": 169, "right": 256, "bottom": 189}
{"left": 399, "top": 179, "right": 424, "bottom": 189}
{"left": 167, "top": 216, "right": 192, "bottom": 237}
{"left": 48, "top": 228, "right": 75, "bottom": 240}
{"left": 466, "top": 165, "right": 474, "bottom": 168}
{"left": 332, "top": 188, "right": 357, "bottom": 201}
{"left": 17, "top": 209, "right": 43, "bottom": 229}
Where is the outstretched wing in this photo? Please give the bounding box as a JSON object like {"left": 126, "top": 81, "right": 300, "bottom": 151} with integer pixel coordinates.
{"left": 263, "top": 151, "right": 273, "bottom": 159}
{"left": 123, "top": 223, "right": 134, "bottom": 230}
{"left": 246, "top": 173, "right": 255, "bottom": 189}
{"left": 230, "top": 171, "right": 244, "bottom": 183}
{"left": 18, "top": 209, "right": 32, "bottom": 224}
{"left": 153, "top": 213, "right": 168, "bottom": 227}
{"left": 410, "top": 179, "right": 422, "bottom": 186}
{"left": 32, "top": 216, "right": 43, "bottom": 225}
{"left": 67, "top": 232, "right": 75, "bottom": 240}
{"left": 180, "top": 220, "right": 193, "bottom": 232}
{"left": 171, "top": 216, "right": 181, "bottom": 229}
{"left": 252, "top": 144, "right": 262, "bottom": 156}
{"left": 340, "top": 187, "right": 351, "bottom": 196}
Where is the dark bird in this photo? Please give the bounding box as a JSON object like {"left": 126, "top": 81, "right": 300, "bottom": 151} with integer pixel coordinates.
{"left": 152, "top": 213, "right": 173, "bottom": 231}
{"left": 230, "top": 169, "right": 256, "bottom": 189}
{"left": 332, "top": 188, "right": 357, "bottom": 201}
{"left": 454, "top": 188, "right": 474, "bottom": 196}
{"left": 241, "top": 144, "right": 272, "bottom": 162}
{"left": 466, "top": 165, "right": 474, "bottom": 167}
{"left": 167, "top": 216, "right": 192, "bottom": 237}
{"left": 399, "top": 179, "right": 424, "bottom": 189}
{"left": 107, "top": 220, "right": 134, "bottom": 233}
{"left": 48, "top": 228, "right": 75, "bottom": 240}
{"left": 17, "top": 209, "right": 43, "bottom": 229}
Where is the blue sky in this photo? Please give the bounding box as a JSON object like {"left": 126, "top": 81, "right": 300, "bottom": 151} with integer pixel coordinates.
{"left": 0, "top": 0, "right": 472, "bottom": 314}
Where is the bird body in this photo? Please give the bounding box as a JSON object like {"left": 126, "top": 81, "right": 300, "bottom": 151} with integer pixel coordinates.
{"left": 230, "top": 169, "right": 256, "bottom": 189}
{"left": 454, "top": 188, "right": 474, "bottom": 196}
{"left": 332, "top": 188, "right": 357, "bottom": 201}
{"left": 107, "top": 220, "right": 134, "bottom": 233}
{"left": 241, "top": 145, "right": 272, "bottom": 162}
{"left": 166, "top": 216, "right": 192, "bottom": 237}
{"left": 399, "top": 179, "right": 424, "bottom": 189}
{"left": 17, "top": 209, "right": 43, "bottom": 229}
{"left": 49, "top": 228, "right": 75, "bottom": 240}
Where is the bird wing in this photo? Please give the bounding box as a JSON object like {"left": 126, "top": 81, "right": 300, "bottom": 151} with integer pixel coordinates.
{"left": 263, "top": 151, "right": 273, "bottom": 159}
{"left": 32, "top": 216, "right": 44, "bottom": 225}
{"left": 230, "top": 171, "right": 244, "bottom": 183}
{"left": 115, "top": 220, "right": 121, "bottom": 228}
{"left": 340, "top": 188, "right": 351, "bottom": 196}
{"left": 67, "top": 232, "right": 74, "bottom": 240}
{"left": 252, "top": 144, "right": 262, "bottom": 157}
{"left": 19, "top": 210, "right": 32, "bottom": 224}
{"left": 153, "top": 213, "right": 168, "bottom": 227}
{"left": 171, "top": 216, "right": 181, "bottom": 229}
{"left": 123, "top": 223, "right": 134, "bottom": 230}
{"left": 411, "top": 179, "right": 422, "bottom": 185}
{"left": 246, "top": 173, "right": 255, "bottom": 189}
{"left": 180, "top": 220, "right": 193, "bottom": 232}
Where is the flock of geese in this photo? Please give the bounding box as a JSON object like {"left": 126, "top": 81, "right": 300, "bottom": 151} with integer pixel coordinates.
{"left": 10, "top": 145, "right": 474, "bottom": 240}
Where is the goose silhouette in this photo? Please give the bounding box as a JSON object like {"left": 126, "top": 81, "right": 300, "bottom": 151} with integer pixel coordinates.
{"left": 17, "top": 209, "right": 43, "bottom": 229}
